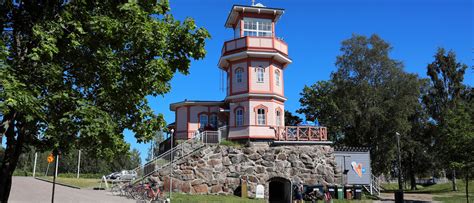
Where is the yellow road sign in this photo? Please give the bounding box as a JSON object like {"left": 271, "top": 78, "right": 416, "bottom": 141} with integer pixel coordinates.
{"left": 47, "top": 154, "right": 54, "bottom": 163}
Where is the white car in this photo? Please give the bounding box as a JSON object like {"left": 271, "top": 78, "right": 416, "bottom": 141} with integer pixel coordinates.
{"left": 116, "top": 170, "right": 137, "bottom": 180}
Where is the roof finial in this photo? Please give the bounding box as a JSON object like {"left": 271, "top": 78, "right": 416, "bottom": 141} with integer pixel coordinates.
{"left": 251, "top": 0, "right": 255, "bottom": 6}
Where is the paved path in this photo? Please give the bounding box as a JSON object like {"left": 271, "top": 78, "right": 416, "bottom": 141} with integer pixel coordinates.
{"left": 9, "top": 176, "right": 135, "bottom": 203}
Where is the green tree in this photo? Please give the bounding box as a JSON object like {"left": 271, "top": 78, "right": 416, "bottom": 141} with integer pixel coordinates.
{"left": 284, "top": 110, "right": 302, "bottom": 126}
{"left": 422, "top": 48, "right": 468, "bottom": 191}
{"left": 439, "top": 99, "right": 473, "bottom": 200}
{"left": 0, "top": 0, "right": 209, "bottom": 200}
{"left": 298, "top": 34, "right": 425, "bottom": 175}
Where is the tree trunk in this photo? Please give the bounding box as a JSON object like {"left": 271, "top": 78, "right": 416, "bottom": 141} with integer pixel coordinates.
{"left": 452, "top": 170, "right": 457, "bottom": 191}
{"left": 466, "top": 173, "right": 469, "bottom": 203}
{"left": 409, "top": 153, "right": 417, "bottom": 190}
{"left": 0, "top": 112, "right": 24, "bottom": 202}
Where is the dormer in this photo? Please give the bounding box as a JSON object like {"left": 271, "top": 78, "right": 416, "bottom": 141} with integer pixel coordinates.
{"left": 225, "top": 4, "right": 285, "bottom": 39}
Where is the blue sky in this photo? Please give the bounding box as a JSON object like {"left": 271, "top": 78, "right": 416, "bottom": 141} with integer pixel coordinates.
{"left": 127, "top": 0, "right": 473, "bottom": 162}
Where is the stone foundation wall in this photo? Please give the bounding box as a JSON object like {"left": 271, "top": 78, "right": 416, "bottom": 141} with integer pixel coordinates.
{"left": 149, "top": 144, "right": 339, "bottom": 198}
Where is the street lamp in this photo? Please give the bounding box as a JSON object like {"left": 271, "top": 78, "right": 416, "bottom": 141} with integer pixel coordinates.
{"left": 169, "top": 129, "right": 174, "bottom": 202}
{"left": 395, "top": 132, "right": 404, "bottom": 203}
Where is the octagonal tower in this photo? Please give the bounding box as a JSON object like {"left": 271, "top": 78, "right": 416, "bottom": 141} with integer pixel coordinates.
{"left": 218, "top": 4, "right": 292, "bottom": 140}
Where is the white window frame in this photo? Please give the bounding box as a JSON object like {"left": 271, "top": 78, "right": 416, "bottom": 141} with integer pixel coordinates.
{"left": 236, "top": 68, "right": 243, "bottom": 83}
{"left": 257, "top": 67, "right": 264, "bottom": 83}
{"left": 243, "top": 17, "right": 272, "bottom": 37}
{"left": 275, "top": 70, "right": 280, "bottom": 86}
{"left": 236, "top": 109, "right": 244, "bottom": 126}
{"left": 276, "top": 110, "right": 282, "bottom": 126}
{"left": 199, "top": 114, "right": 208, "bottom": 128}
{"left": 257, "top": 108, "right": 266, "bottom": 125}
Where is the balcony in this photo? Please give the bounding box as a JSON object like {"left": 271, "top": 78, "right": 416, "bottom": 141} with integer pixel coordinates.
{"left": 218, "top": 36, "right": 291, "bottom": 69}
{"left": 222, "top": 36, "right": 288, "bottom": 56}
{"left": 275, "top": 126, "right": 328, "bottom": 142}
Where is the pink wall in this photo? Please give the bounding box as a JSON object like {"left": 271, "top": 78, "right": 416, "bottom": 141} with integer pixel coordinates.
{"left": 227, "top": 100, "right": 285, "bottom": 139}
{"left": 231, "top": 62, "right": 248, "bottom": 94}
{"left": 272, "top": 64, "right": 284, "bottom": 96}
{"left": 250, "top": 61, "right": 270, "bottom": 92}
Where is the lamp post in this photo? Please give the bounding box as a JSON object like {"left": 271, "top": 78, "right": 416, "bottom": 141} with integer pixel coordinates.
{"left": 395, "top": 132, "right": 404, "bottom": 203}
{"left": 169, "top": 129, "right": 174, "bottom": 202}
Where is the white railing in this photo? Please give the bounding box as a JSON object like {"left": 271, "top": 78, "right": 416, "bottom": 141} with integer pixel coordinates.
{"left": 193, "top": 130, "right": 221, "bottom": 144}
{"left": 367, "top": 175, "right": 381, "bottom": 196}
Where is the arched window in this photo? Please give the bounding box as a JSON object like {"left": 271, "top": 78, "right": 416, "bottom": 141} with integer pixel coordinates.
{"left": 236, "top": 108, "right": 244, "bottom": 126}
{"left": 276, "top": 110, "right": 282, "bottom": 126}
{"left": 210, "top": 114, "right": 218, "bottom": 128}
{"left": 275, "top": 69, "right": 280, "bottom": 86}
{"left": 199, "top": 114, "right": 208, "bottom": 128}
{"left": 257, "top": 108, "right": 266, "bottom": 125}
{"left": 235, "top": 68, "right": 243, "bottom": 83}
{"left": 257, "top": 66, "right": 264, "bottom": 83}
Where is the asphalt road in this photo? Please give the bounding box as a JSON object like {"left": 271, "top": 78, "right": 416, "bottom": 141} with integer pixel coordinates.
{"left": 9, "top": 176, "right": 135, "bottom": 203}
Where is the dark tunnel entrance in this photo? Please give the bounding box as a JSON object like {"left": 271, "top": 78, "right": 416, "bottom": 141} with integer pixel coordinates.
{"left": 268, "top": 177, "right": 292, "bottom": 203}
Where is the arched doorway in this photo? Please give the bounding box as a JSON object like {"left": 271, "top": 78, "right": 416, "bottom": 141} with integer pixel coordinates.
{"left": 268, "top": 177, "right": 292, "bottom": 203}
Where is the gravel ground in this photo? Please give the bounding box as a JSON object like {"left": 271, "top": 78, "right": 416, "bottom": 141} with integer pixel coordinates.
{"left": 9, "top": 176, "right": 135, "bottom": 203}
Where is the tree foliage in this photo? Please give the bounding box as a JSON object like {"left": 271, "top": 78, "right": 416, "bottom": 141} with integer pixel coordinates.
{"left": 0, "top": 0, "right": 209, "bottom": 200}
{"left": 284, "top": 110, "right": 302, "bottom": 126}
{"left": 423, "top": 48, "right": 471, "bottom": 193}
{"left": 298, "top": 34, "right": 426, "bottom": 175}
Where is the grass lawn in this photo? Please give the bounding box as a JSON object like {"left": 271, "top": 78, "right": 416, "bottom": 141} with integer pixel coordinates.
{"left": 169, "top": 193, "right": 265, "bottom": 203}
{"left": 36, "top": 176, "right": 102, "bottom": 189}
{"left": 382, "top": 179, "right": 474, "bottom": 202}
{"left": 168, "top": 193, "right": 375, "bottom": 203}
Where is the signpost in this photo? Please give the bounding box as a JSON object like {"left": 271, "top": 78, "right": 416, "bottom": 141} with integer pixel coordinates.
{"left": 51, "top": 149, "right": 61, "bottom": 203}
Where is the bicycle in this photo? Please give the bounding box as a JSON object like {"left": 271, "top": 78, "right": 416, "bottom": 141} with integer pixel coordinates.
{"left": 141, "top": 183, "right": 164, "bottom": 202}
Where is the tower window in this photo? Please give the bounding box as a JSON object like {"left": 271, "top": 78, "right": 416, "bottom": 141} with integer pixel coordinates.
{"left": 210, "top": 114, "right": 218, "bottom": 128}
{"left": 236, "top": 109, "right": 244, "bottom": 126}
{"left": 257, "top": 108, "right": 266, "bottom": 125}
{"left": 199, "top": 114, "right": 208, "bottom": 128}
{"left": 257, "top": 67, "right": 264, "bottom": 83}
{"left": 275, "top": 69, "right": 280, "bottom": 86}
{"left": 243, "top": 18, "right": 272, "bottom": 37}
{"left": 235, "top": 68, "right": 243, "bottom": 83}
{"left": 276, "top": 110, "right": 282, "bottom": 126}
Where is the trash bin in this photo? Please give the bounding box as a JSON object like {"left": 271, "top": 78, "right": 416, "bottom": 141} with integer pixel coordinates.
{"left": 344, "top": 185, "right": 353, "bottom": 200}
{"left": 395, "top": 190, "right": 404, "bottom": 203}
{"left": 337, "top": 186, "right": 344, "bottom": 200}
{"left": 354, "top": 185, "right": 362, "bottom": 200}
{"left": 328, "top": 185, "right": 336, "bottom": 199}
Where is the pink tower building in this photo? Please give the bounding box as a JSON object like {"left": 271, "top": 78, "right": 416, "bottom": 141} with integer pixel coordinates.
{"left": 170, "top": 3, "right": 326, "bottom": 143}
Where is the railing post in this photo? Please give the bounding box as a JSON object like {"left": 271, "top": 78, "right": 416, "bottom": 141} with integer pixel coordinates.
{"left": 296, "top": 127, "right": 300, "bottom": 141}
{"left": 308, "top": 127, "right": 312, "bottom": 140}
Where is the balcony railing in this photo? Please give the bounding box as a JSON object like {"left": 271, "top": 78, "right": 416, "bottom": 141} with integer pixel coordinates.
{"left": 221, "top": 36, "right": 288, "bottom": 56}
{"left": 275, "top": 126, "right": 328, "bottom": 141}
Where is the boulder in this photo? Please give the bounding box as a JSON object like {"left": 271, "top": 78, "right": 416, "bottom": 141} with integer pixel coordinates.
{"left": 193, "top": 184, "right": 209, "bottom": 194}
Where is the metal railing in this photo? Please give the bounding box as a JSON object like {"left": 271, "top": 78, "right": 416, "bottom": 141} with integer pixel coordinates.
{"left": 129, "top": 130, "right": 224, "bottom": 185}
{"left": 130, "top": 137, "right": 206, "bottom": 184}
{"left": 275, "top": 126, "right": 328, "bottom": 141}
{"left": 365, "top": 175, "right": 381, "bottom": 196}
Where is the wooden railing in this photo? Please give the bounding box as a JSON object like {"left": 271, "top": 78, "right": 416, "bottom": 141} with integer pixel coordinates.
{"left": 275, "top": 126, "right": 328, "bottom": 141}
